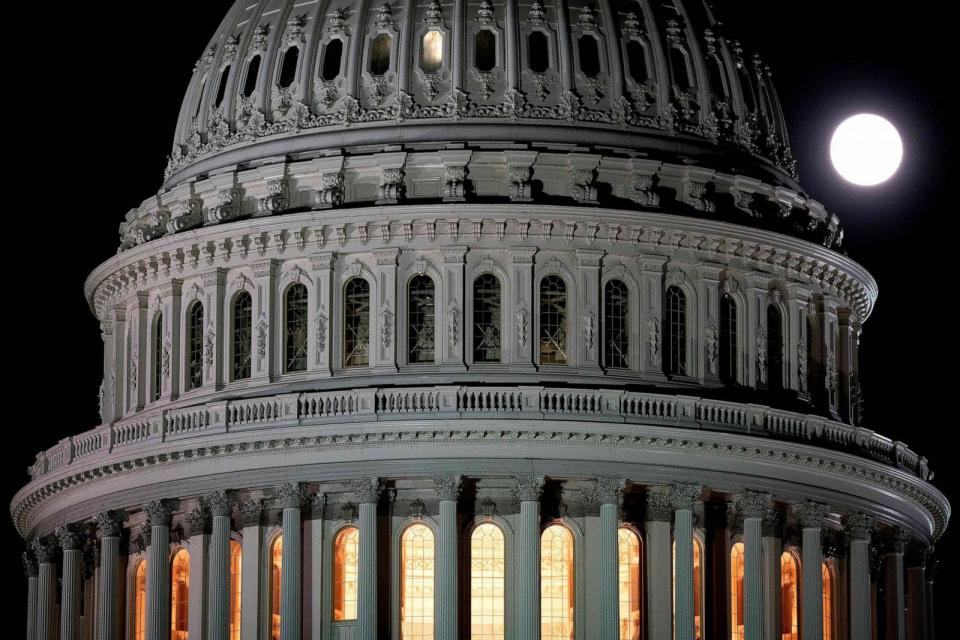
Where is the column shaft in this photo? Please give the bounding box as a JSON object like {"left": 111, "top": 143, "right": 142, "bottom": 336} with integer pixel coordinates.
{"left": 357, "top": 501, "right": 378, "bottom": 639}
{"left": 146, "top": 523, "right": 172, "bottom": 640}
{"left": 761, "top": 535, "right": 782, "bottom": 640}
{"left": 675, "top": 508, "right": 696, "bottom": 640}
{"left": 599, "top": 502, "right": 619, "bottom": 640}
{"left": 280, "top": 507, "right": 302, "bottom": 640}
{"left": 885, "top": 552, "right": 906, "bottom": 640}
{"left": 37, "top": 561, "right": 57, "bottom": 640}
{"left": 646, "top": 519, "right": 672, "bottom": 640}
{"left": 801, "top": 526, "right": 823, "bottom": 640}
{"left": 97, "top": 535, "right": 120, "bottom": 640}
{"left": 61, "top": 549, "right": 83, "bottom": 640}
{"left": 743, "top": 516, "right": 763, "bottom": 640}
{"left": 850, "top": 539, "right": 872, "bottom": 640}
{"left": 26, "top": 575, "right": 38, "bottom": 640}
{"left": 208, "top": 514, "right": 231, "bottom": 640}
{"left": 437, "top": 500, "right": 458, "bottom": 640}
{"left": 239, "top": 522, "right": 262, "bottom": 640}
{"left": 517, "top": 500, "right": 541, "bottom": 640}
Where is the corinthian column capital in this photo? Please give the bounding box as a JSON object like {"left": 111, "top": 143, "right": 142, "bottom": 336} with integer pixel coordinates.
{"left": 733, "top": 490, "right": 772, "bottom": 519}
{"left": 433, "top": 475, "right": 463, "bottom": 502}
{"left": 669, "top": 483, "right": 703, "bottom": 511}
{"left": 792, "top": 501, "right": 831, "bottom": 529}
{"left": 513, "top": 475, "right": 546, "bottom": 502}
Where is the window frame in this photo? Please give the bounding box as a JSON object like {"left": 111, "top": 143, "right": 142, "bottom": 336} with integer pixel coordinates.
{"left": 406, "top": 274, "right": 437, "bottom": 365}
{"left": 342, "top": 277, "right": 371, "bottom": 369}
{"left": 283, "top": 282, "right": 310, "bottom": 374}
{"left": 537, "top": 274, "right": 569, "bottom": 366}
{"left": 471, "top": 272, "right": 504, "bottom": 364}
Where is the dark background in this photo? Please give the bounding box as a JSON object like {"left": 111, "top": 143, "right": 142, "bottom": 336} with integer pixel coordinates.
{"left": 8, "top": 0, "right": 955, "bottom": 634}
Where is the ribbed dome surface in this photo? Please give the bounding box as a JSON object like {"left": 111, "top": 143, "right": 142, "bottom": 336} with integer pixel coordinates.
{"left": 165, "top": 0, "right": 796, "bottom": 188}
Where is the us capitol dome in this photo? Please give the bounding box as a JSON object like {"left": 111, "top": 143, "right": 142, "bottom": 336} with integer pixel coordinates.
{"left": 13, "top": 1, "right": 948, "bottom": 640}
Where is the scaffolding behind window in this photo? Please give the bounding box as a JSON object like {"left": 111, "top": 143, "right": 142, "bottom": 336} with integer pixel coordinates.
{"left": 720, "top": 294, "right": 738, "bottom": 384}
{"left": 408, "top": 275, "right": 436, "bottom": 363}
{"left": 604, "top": 280, "right": 629, "bottom": 369}
{"left": 187, "top": 302, "right": 204, "bottom": 390}
{"left": 233, "top": 291, "right": 252, "bottom": 381}
{"left": 285, "top": 284, "right": 309, "bottom": 373}
{"left": 665, "top": 286, "right": 687, "bottom": 376}
{"left": 767, "top": 304, "right": 784, "bottom": 390}
{"left": 473, "top": 274, "right": 502, "bottom": 363}
{"left": 539, "top": 276, "right": 568, "bottom": 365}
{"left": 152, "top": 313, "right": 163, "bottom": 401}
{"left": 343, "top": 278, "right": 371, "bottom": 368}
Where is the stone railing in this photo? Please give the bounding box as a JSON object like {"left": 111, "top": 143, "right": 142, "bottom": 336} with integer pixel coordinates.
{"left": 27, "top": 386, "right": 931, "bottom": 482}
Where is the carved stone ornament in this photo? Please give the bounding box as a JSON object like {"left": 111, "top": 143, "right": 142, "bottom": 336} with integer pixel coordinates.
{"left": 97, "top": 380, "right": 106, "bottom": 421}
{"left": 22, "top": 550, "right": 38, "bottom": 578}
{"left": 882, "top": 527, "right": 911, "bottom": 554}
{"left": 670, "top": 483, "right": 703, "bottom": 511}
{"left": 792, "top": 501, "right": 831, "bottom": 529}
{"left": 733, "top": 491, "right": 772, "bottom": 519}
{"left": 162, "top": 340, "right": 172, "bottom": 380}
{"left": 256, "top": 316, "right": 269, "bottom": 364}
{"left": 630, "top": 173, "right": 660, "bottom": 207}
{"left": 95, "top": 511, "right": 124, "bottom": 538}
{"left": 316, "top": 309, "right": 328, "bottom": 353}
{"left": 128, "top": 351, "right": 139, "bottom": 391}
{"left": 583, "top": 309, "right": 597, "bottom": 350}
{"left": 204, "top": 327, "right": 216, "bottom": 367}
{"left": 645, "top": 489, "right": 673, "bottom": 522}
{"left": 276, "top": 482, "right": 307, "bottom": 509}
{"left": 377, "top": 167, "right": 406, "bottom": 203}
{"left": 647, "top": 317, "right": 661, "bottom": 363}
{"left": 31, "top": 538, "right": 58, "bottom": 564}
{"left": 183, "top": 509, "right": 208, "bottom": 537}
{"left": 513, "top": 475, "right": 546, "bottom": 502}
{"left": 257, "top": 178, "right": 289, "bottom": 215}
{"left": 205, "top": 490, "right": 232, "bottom": 517}
{"left": 705, "top": 318, "right": 718, "bottom": 370}
{"left": 351, "top": 477, "right": 383, "bottom": 504}
{"left": 443, "top": 165, "right": 467, "bottom": 201}
{"left": 380, "top": 302, "right": 394, "bottom": 351}
{"left": 596, "top": 478, "right": 628, "bottom": 505}
{"left": 315, "top": 170, "right": 344, "bottom": 208}
{"left": 845, "top": 513, "right": 874, "bottom": 542}
{"left": 234, "top": 499, "right": 264, "bottom": 528}
{"left": 797, "top": 339, "right": 808, "bottom": 393}
{"left": 756, "top": 326, "right": 767, "bottom": 383}
{"left": 144, "top": 499, "right": 174, "bottom": 527}
{"left": 516, "top": 304, "right": 529, "bottom": 347}
{"left": 56, "top": 524, "right": 86, "bottom": 551}
{"left": 447, "top": 304, "right": 461, "bottom": 350}
{"left": 571, "top": 168, "right": 598, "bottom": 203}
{"left": 433, "top": 475, "right": 463, "bottom": 501}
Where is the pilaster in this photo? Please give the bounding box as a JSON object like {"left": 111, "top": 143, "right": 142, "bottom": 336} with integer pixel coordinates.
{"left": 373, "top": 249, "right": 400, "bottom": 371}
{"left": 252, "top": 260, "right": 277, "bottom": 382}
{"left": 744, "top": 273, "right": 770, "bottom": 388}
{"left": 639, "top": 255, "right": 668, "bottom": 377}
{"left": 309, "top": 254, "right": 335, "bottom": 375}
{"left": 846, "top": 514, "right": 874, "bottom": 640}
{"left": 575, "top": 249, "right": 604, "bottom": 371}
{"left": 441, "top": 247, "right": 468, "bottom": 367}
{"left": 697, "top": 264, "right": 723, "bottom": 383}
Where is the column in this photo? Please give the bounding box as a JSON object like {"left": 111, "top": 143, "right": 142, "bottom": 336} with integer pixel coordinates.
{"left": 58, "top": 525, "right": 84, "bottom": 640}
{"left": 924, "top": 554, "right": 937, "bottom": 640}
{"left": 33, "top": 538, "right": 58, "bottom": 640}
{"left": 235, "top": 500, "right": 264, "bottom": 640}
{"left": 515, "top": 475, "right": 545, "bottom": 640}
{"left": 645, "top": 487, "right": 673, "bottom": 640}
{"left": 575, "top": 249, "right": 604, "bottom": 372}
{"left": 673, "top": 484, "right": 703, "bottom": 640}
{"left": 639, "top": 255, "right": 668, "bottom": 377}
{"left": 905, "top": 546, "right": 928, "bottom": 640}
{"left": 23, "top": 549, "right": 39, "bottom": 640}
{"left": 597, "top": 480, "right": 627, "bottom": 640}
{"left": 353, "top": 478, "right": 383, "bottom": 640}
{"left": 434, "top": 476, "right": 463, "bottom": 640}
{"left": 309, "top": 254, "right": 335, "bottom": 375}
{"left": 734, "top": 491, "right": 772, "bottom": 640}
{"left": 145, "top": 500, "right": 174, "bottom": 640}
{"left": 440, "top": 247, "right": 468, "bottom": 367}
{"left": 95, "top": 512, "right": 123, "bottom": 640}
{"left": 278, "top": 484, "right": 305, "bottom": 640}
{"left": 207, "top": 492, "right": 232, "bottom": 640}
{"left": 884, "top": 529, "right": 909, "bottom": 640}
{"left": 793, "top": 501, "right": 830, "bottom": 640}
{"left": 697, "top": 264, "right": 723, "bottom": 383}
{"left": 304, "top": 494, "right": 325, "bottom": 640}
{"left": 846, "top": 514, "right": 873, "bottom": 640}
{"left": 183, "top": 508, "right": 209, "bottom": 640}
{"left": 761, "top": 511, "right": 783, "bottom": 640}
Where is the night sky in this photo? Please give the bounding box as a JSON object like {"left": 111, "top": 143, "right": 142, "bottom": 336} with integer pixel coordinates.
{"left": 8, "top": 0, "right": 956, "bottom": 634}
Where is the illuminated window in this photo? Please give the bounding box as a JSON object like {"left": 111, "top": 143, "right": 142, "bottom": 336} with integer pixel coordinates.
{"left": 230, "top": 540, "right": 242, "bottom": 640}
{"left": 321, "top": 39, "right": 344, "bottom": 81}
{"left": 730, "top": 542, "right": 745, "bottom": 640}
{"left": 152, "top": 313, "right": 163, "bottom": 401}
{"left": 475, "top": 30, "right": 496, "bottom": 72}
{"left": 271, "top": 536, "right": 282, "bottom": 640}
{"left": 473, "top": 274, "right": 502, "bottom": 363}
{"left": 767, "top": 305, "right": 784, "bottom": 391}
{"left": 278, "top": 46, "right": 299, "bottom": 88}
{"left": 470, "top": 522, "right": 506, "bottom": 640}
{"left": 370, "top": 33, "right": 392, "bottom": 76}
{"left": 285, "top": 283, "right": 308, "bottom": 372}
{"left": 400, "top": 523, "right": 435, "bottom": 640}
{"left": 215, "top": 66, "right": 231, "bottom": 107}
{"left": 232, "top": 291, "right": 252, "bottom": 381}
{"left": 134, "top": 561, "right": 147, "bottom": 640}
{"left": 243, "top": 56, "right": 261, "bottom": 97}
{"left": 604, "top": 280, "right": 629, "bottom": 369}
{"left": 541, "top": 524, "right": 574, "bottom": 640}
{"left": 665, "top": 286, "right": 687, "bottom": 377}
{"left": 577, "top": 35, "right": 601, "bottom": 78}
{"left": 333, "top": 527, "right": 360, "bottom": 621}
{"left": 626, "top": 41, "right": 648, "bottom": 84}
{"left": 539, "top": 276, "right": 568, "bottom": 365}
{"left": 343, "top": 278, "right": 371, "bottom": 368}
{"left": 171, "top": 549, "right": 190, "bottom": 640}
{"left": 187, "top": 302, "right": 204, "bottom": 390}
{"left": 671, "top": 538, "right": 704, "bottom": 640}
{"left": 720, "top": 293, "right": 738, "bottom": 384}
{"left": 618, "top": 528, "right": 641, "bottom": 640}
{"left": 528, "top": 31, "right": 549, "bottom": 73}
{"left": 780, "top": 551, "right": 799, "bottom": 640}
{"left": 421, "top": 30, "right": 444, "bottom": 73}
{"left": 822, "top": 562, "right": 834, "bottom": 640}
{"left": 408, "top": 275, "right": 436, "bottom": 364}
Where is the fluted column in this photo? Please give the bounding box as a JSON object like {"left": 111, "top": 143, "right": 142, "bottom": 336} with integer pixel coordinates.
{"left": 672, "top": 484, "right": 702, "bottom": 640}
{"left": 924, "top": 554, "right": 937, "bottom": 640}
{"left": 846, "top": 514, "right": 874, "bottom": 640}
{"left": 206, "top": 492, "right": 233, "bottom": 640}
{"left": 183, "top": 509, "right": 209, "bottom": 640}
{"left": 94, "top": 512, "right": 123, "bottom": 640}
{"left": 434, "top": 476, "right": 463, "bottom": 640}
{"left": 596, "top": 479, "right": 627, "bottom": 640}
{"left": 33, "top": 538, "right": 58, "bottom": 640}
{"left": 761, "top": 511, "right": 783, "bottom": 640}
{"left": 23, "top": 550, "right": 39, "bottom": 640}
{"left": 645, "top": 488, "right": 673, "bottom": 640}
{"left": 304, "top": 494, "right": 326, "bottom": 640}
{"left": 145, "top": 500, "right": 174, "bottom": 640}
{"left": 353, "top": 478, "right": 383, "bottom": 640}
{"left": 514, "top": 475, "right": 545, "bottom": 640}
{"left": 57, "top": 525, "right": 84, "bottom": 640}
{"left": 883, "top": 529, "right": 909, "bottom": 640}
{"left": 905, "top": 545, "right": 929, "bottom": 640}
{"left": 278, "top": 484, "right": 305, "bottom": 640}
{"left": 793, "top": 502, "right": 830, "bottom": 640}
{"left": 735, "top": 491, "right": 771, "bottom": 640}
{"left": 235, "top": 499, "right": 264, "bottom": 640}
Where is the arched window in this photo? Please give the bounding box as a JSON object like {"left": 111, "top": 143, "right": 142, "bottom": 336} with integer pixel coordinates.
{"left": 408, "top": 275, "right": 436, "bottom": 364}
{"left": 421, "top": 30, "right": 444, "bottom": 73}
{"left": 370, "top": 33, "right": 392, "bottom": 76}
{"left": 626, "top": 41, "right": 648, "bottom": 84}
{"left": 215, "top": 66, "right": 231, "bottom": 107}
{"left": 321, "top": 39, "right": 344, "bottom": 81}
{"left": 578, "top": 35, "right": 601, "bottom": 77}
{"left": 343, "top": 278, "right": 371, "bottom": 368}
{"left": 720, "top": 294, "right": 738, "bottom": 384}
{"left": 187, "top": 302, "right": 204, "bottom": 390}
{"left": 618, "top": 528, "right": 642, "bottom": 640}
{"left": 604, "top": 280, "right": 629, "bottom": 369}
{"left": 475, "top": 30, "right": 497, "bottom": 72}
{"left": 670, "top": 48, "right": 692, "bottom": 91}
{"left": 730, "top": 542, "right": 745, "bottom": 640}
{"left": 278, "top": 46, "right": 299, "bottom": 88}
{"left": 232, "top": 291, "right": 253, "bottom": 381}
{"left": 780, "top": 551, "right": 799, "bottom": 640}
{"left": 665, "top": 286, "right": 687, "bottom": 377}
{"left": 285, "top": 283, "right": 309, "bottom": 372}
{"left": 230, "top": 540, "right": 242, "bottom": 640}
{"left": 193, "top": 79, "right": 206, "bottom": 119}
{"left": 539, "top": 275, "right": 568, "bottom": 365}
{"left": 400, "top": 523, "right": 435, "bottom": 639}
{"left": 822, "top": 562, "right": 834, "bottom": 640}
{"left": 271, "top": 535, "right": 282, "bottom": 640}
{"left": 767, "top": 304, "right": 784, "bottom": 391}
{"left": 134, "top": 560, "right": 147, "bottom": 640}
{"left": 528, "top": 31, "right": 549, "bottom": 73}
{"left": 671, "top": 538, "right": 704, "bottom": 640}
{"left": 541, "top": 524, "right": 574, "bottom": 640}
{"left": 171, "top": 549, "right": 190, "bottom": 640}
{"left": 738, "top": 67, "right": 757, "bottom": 113}
{"left": 471, "top": 522, "right": 506, "bottom": 639}
{"left": 473, "top": 274, "right": 502, "bottom": 363}
{"left": 333, "top": 527, "right": 360, "bottom": 621}
{"left": 243, "top": 56, "right": 261, "bottom": 97}
{"left": 152, "top": 313, "right": 163, "bottom": 401}
{"left": 708, "top": 55, "right": 728, "bottom": 98}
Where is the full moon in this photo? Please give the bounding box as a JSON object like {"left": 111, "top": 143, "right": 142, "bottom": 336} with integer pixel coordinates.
{"left": 830, "top": 114, "right": 903, "bottom": 186}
